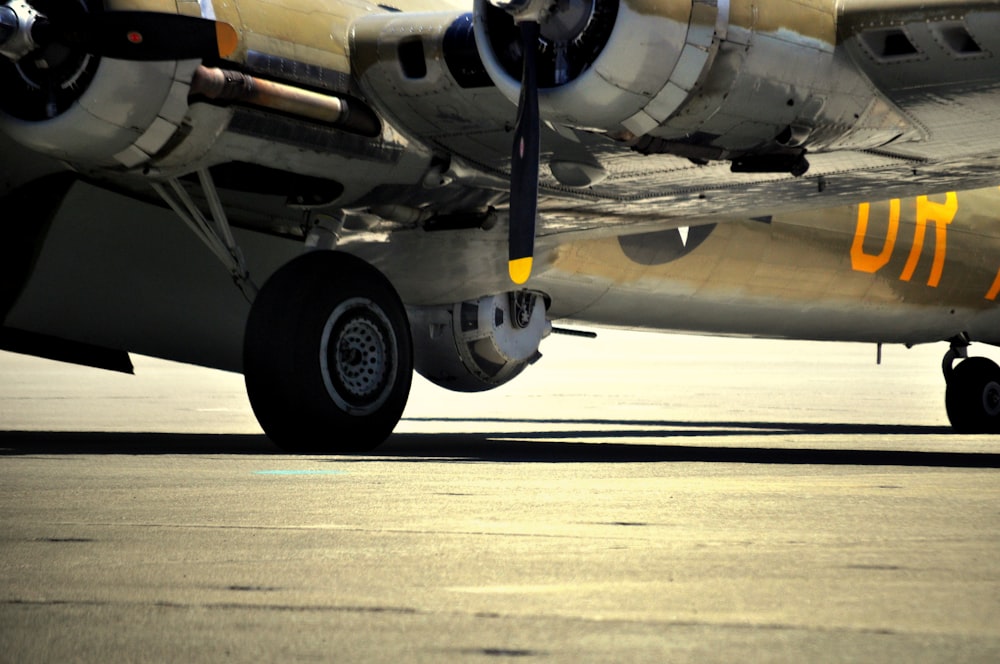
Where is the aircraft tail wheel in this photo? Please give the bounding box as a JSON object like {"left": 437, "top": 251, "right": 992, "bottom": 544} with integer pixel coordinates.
{"left": 945, "top": 357, "right": 1000, "bottom": 434}
{"left": 243, "top": 251, "right": 413, "bottom": 453}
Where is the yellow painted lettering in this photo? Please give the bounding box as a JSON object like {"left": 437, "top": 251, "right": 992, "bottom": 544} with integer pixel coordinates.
{"left": 986, "top": 268, "right": 1000, "bottom": 301}
{"left": 900, "top": 192, "right": 956, "bottom": 287}
{"left": 851, "top": 199, "right": 899, "bottom": 273}
{"left": 990, "top": 188, "right": 1000, "bottom": 299}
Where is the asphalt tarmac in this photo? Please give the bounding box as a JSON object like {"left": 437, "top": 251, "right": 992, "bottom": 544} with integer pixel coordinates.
{"left": 1, "top": 331, "right": 999, "bottom": 662}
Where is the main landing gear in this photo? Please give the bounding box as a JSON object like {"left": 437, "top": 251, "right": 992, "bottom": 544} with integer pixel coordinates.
{"left": 243, "top": 251, "right": 413, "bottom": 453}
{"left": 943, "top": 339, "right": 1000, "bottom": 433}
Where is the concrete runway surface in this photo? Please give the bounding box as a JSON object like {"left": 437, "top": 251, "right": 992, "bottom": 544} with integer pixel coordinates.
{"left": 1, "top": 331, "right": 999, "bottom": 662}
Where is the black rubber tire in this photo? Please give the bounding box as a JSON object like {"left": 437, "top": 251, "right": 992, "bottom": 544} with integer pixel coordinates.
{"left": 243, "top": 251, "right": 412, "bottom": 453}
{"left": 945, "top": 357, "right": 1000, "bottom": 434}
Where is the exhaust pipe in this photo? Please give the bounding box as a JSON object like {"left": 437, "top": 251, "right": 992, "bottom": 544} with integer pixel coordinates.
{"left": 191, "top": 65, "right": 380, "bottom": 137}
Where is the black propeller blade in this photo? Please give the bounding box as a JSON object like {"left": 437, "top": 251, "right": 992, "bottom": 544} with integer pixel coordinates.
{"left": 32, "top": 10, "right": 237, "bottom": 61}
{"left": 507, "top": 19, "right": 541, "bottom": 285}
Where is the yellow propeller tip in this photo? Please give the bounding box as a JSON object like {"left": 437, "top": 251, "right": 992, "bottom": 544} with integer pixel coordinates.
{"left": 508, "top": 257, "right": 533, "bottom": 285}
{"left": 215, "top": 22, "right": 239, "bottom": 58}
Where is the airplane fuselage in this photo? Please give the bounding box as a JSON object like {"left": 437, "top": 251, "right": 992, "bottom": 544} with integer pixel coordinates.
{"left": 542, "top": 186, "right": 1000, "bottom": 347}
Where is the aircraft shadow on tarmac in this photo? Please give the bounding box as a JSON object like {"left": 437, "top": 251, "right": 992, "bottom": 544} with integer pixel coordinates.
{"left": 0, "top": 419, "right": 998, "bottom": 468}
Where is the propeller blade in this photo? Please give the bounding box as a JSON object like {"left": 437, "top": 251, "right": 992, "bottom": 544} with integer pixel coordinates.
{"left": 508, "top": 19, "right": 541, "bottom": 285}
{"left": 38, "top": 11, "right": 238, "bottom": 61}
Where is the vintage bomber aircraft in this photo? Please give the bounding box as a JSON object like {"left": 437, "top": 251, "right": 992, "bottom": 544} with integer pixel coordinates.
{"left": 2, "top": 0, "right": 1000, "bottom": 451}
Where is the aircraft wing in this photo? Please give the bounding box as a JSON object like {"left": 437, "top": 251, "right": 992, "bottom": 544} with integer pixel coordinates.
{"left": 346, "top": 0, "right": 1000, "bottom": 238}
{"left": 3, "top": 1, "right": 1000, "bottom": 263}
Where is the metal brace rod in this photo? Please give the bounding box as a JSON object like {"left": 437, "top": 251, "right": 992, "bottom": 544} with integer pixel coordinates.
{"left": 151, "top": 170, "right": 258, "bottom": 302}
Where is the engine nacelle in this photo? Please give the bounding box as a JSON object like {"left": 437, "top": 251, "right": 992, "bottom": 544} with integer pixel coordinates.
{"left": 1, "top": 57, "right": 197, "bottom": 169}
{"left": 474, "top": 0, "right": 916, "bottom": 157}
{"left": 0, "top": 1, "right": 201, "bottom": 169}
{"left": 409, "top": 292, "right": 550, "bottom": 393}
{"left": 0, "top": 0, "right": 387, "bottom": 190}
{"left": 474, "top": 0, "right": 698, "bottom": 132}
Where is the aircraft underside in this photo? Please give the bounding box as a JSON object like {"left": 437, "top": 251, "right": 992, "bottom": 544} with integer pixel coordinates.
{"left": 3, "top": 175, "right": 1000, "bottom": 449}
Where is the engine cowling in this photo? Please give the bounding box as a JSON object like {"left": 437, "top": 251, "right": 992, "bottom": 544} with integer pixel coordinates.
{"left": 474, "top": 0, "right": 717, "bottom": 134}
{"left": 0, "top": 0, "right": 205, "bottom": 168}
{"left": 0, "top": 0, "right": 386, "bottom": 185}
{"left": 473, "top": 0, "right": 915, "bottom": 158}
{"left": 409, "top": 292, "right": 550, "bottom": 392}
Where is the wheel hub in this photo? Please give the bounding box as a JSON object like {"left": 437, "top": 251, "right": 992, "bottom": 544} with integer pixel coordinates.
{"left": 334, "top": 315, "right": 388, "bottom": 399}
{"left": 319, "top": 298, "right": 398, "bottom": 415}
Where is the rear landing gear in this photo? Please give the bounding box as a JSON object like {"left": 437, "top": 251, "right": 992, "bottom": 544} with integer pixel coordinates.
{"left": 943, "top": 341, "right": 1000, "bottom": 433}
{"left": 243, "top": 251, "right": 412, "bottom": 453}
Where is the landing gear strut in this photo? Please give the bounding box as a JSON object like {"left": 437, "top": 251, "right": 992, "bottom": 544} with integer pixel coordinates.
{"left": 943, "top": 338, "right": 1000, "bottom": 433}
{"left": 243, "top": 251, "right": 413, "bottom": 453}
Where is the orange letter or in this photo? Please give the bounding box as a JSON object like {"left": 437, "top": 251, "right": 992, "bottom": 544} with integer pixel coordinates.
{"left": 987, "top": 187, "right": 1000, "bottom": 299}
{"left": 900, "top": 192, "right": 957, "bottom": 287}
{"left": 986, "top": 268, "right": 1000, "bottom": 301}
{"left": 851, "top": 199, "right": 899, "bottom": 273}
